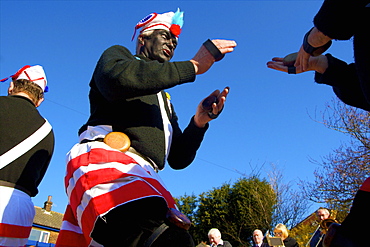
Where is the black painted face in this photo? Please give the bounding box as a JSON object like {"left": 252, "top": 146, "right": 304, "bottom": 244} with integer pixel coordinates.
{"left": 141, "top": 29, "right": 177, "bottom": 63}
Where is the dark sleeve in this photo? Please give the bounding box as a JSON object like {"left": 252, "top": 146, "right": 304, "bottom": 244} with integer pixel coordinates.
{"left": 93, "top": 45, "right": 196, "bottom": 101}
{"left": 295, "top": 240, "right": 300, "bottom": 247}
{"left": 167, "top": 106, "right": 209, "bottom": 170}
{"left": 285, "top": 237, "right": 299, "bottom": 247}
{"left": 224, "top": 241, "right": 233, "bottom": 247}
{"left": 314, "top": 54, "right": 370, "bottom": 111}
{"left": 313, "top": 0, "right": 369, "bottom": 40}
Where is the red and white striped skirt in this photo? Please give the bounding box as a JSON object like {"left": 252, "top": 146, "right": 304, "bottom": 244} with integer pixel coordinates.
{"left": 0, "top": 186, "right": 35, "bottom": 246}
{"left": 56, "top": 141, "right": 176, "bottom": 247}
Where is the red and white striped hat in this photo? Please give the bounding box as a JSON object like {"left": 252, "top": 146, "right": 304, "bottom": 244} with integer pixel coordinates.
{"left": 1, "top": 65, "right": 48, "bottom": 92}
{"left": 132, "top": 8, "right": 184, "bottom": 40}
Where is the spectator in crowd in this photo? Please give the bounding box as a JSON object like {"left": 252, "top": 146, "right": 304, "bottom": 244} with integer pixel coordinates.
{"left": 273, "top": 223, "right": 299, "bottom": 247}
{"left": 308, "top": 208, "right": 331, "bottom": 247}
{"left": 252, "top": 229, "right": 269, "bottom": 247}
{"left": 208, "top": 228, "right": 232, "bottom": 247}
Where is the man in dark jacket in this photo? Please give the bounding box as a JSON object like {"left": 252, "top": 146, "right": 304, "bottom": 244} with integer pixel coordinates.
{"left": 309, "top": 208, "right": 331, "bottom": 247}
{"left": 267, "top": 1, "right": 369, "bottom": 246}
{"left": 208, "top": 228, "right": 232, "bottom": 247}
{"left": 0, "top": 65, "right": 54, "bottom": 246}
{"left": 56, "top": 8, "right": 236, "bottom": 247}
{"left": 252, "top": 229, "right": 270, "bottom": 247}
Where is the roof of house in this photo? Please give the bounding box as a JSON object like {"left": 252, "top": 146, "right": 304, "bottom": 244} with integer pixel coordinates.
{"left": 296, "top": 212, "right": 317, "bottom": 227}
{"left": 33, "top": 206, "right": 64, "bottom": 230}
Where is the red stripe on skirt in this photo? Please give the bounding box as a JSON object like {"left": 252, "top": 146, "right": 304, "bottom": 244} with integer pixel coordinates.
{"left": 79, "top": 179, "right": 173, "bottom": 240}
{"left": 55, "top": 227, "right": 87, "bottom": 247}
{"left": 65, "top": 148, "right": 136, "bottom": 188}
{"left": 60, "top": 205, "right": 79, "bottom": 227}
{"left": 0, "top": 222, "right": 31, "bottom": 238}
{"left": 68, "top": 168, "right": 176, "bottom": 215}
{"left": 68, "top": 168, "right": 128, "bottom": 214}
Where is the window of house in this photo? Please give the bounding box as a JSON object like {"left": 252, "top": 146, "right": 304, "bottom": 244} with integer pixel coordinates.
{"left": 29, "top": 229, "right": 50, "bottom": 243}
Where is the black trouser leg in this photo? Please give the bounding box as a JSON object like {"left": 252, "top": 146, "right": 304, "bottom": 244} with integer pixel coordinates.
{"left": 91, "top": 197, "right": 167, "bottom": 247}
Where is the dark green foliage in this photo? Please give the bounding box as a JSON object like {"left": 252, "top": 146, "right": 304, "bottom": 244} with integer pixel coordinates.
{"left": 176, "top": 176, "right": 276, "bottom": 246}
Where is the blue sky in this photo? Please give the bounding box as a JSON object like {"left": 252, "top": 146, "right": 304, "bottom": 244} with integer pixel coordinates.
{"left": 0, "top": 1, "right": 354, "bottom": 214}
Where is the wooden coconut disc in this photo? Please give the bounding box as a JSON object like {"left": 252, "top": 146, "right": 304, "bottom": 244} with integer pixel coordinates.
{"left": 103, "top": 132, "right": 131, "bottom": 152}
{"left": 283, "top": 52, "right": 298, "bottom": 66}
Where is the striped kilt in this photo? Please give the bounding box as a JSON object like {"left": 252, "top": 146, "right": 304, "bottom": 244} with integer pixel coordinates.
{"left": 55, "top": 141, "right": 176, "bottom": 247}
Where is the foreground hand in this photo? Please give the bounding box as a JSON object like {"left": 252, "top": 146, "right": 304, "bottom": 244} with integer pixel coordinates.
{"left": 294, "top": 45, "right": 311, "bottom": 72}
{"left": 295, "top": 27, "right": 332, "bottom": 71}
{"left": 190, "top": 39, "right": 237, "bottom": 75}
{"left": 267, "top": 54, "right": 328, "bottom": 75}
{"left": 194, "top": 87, "right": 230, "bottom": 128}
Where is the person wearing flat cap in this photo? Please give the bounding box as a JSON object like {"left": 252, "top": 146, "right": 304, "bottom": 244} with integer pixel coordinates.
{"left": 0, "top": 65, "right": 54, "bottom": 246}
{"left": 56, "top": 8, "right": 236, "bottom": 247}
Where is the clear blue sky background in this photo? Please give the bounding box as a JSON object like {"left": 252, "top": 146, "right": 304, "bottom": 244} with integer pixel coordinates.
{"left": 1, "top": 1, "right": 354, "bottom": 215}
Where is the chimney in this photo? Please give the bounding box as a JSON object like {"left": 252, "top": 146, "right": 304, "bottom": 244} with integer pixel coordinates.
{"left": 43, "top": 195, "right": 53, "bottom": 212}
